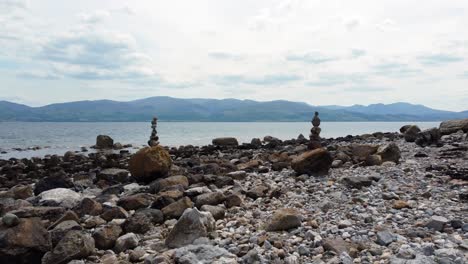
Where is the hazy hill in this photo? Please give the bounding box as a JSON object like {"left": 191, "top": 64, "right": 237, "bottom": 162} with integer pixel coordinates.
{"left": 0, "top": 97, "right": 467, "bottom": 122}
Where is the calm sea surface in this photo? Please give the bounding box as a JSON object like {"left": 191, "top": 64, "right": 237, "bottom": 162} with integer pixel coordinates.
{"left": 0, "top": 122, "right": 439, "bottom": 159}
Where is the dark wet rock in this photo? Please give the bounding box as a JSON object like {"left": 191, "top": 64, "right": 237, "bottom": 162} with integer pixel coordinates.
{"left": 212, "top": 137, "right": 239, "bottom": 147}
{"left": 439, "top": 118, "right": 468, "bottom": 135}
{"left": 366, "top": 154, "right": 382, "bottom": 166}
{"left": 2, "top": 213, "right": 20, "bottom": 227}
{"left": 129, "top": 146, "right": 172, "bottom": 183}
{"left": 165, "top": 208, "right": 215, "bottom": 248}
{"left": 97, "top": 168, "right": 129, "bottom": 183}
{"left": 266, "top": 208, "right": 302, "bottom": 231}
{"left": 250, "top": 138, "right": 262, "bottom": 147}
{"left": 162, "top": 197, "right": 193, "bottom": 219}
{"left": 93, "top": 224, "right": 123, "bottom": 250}
{"left": 291, "top": 148, "right": 333, "bottom": 176}
{"left": 224, "top": 194, "right": 243, "bottom": 208}
{"left": 42, "top": 230, "right": 95, "bottom": 264}
{"left": 0, "top": 218, "right": 51, "bottom": 264}
{"left": 96, "top": 135, "right": 114, "bottom": 149}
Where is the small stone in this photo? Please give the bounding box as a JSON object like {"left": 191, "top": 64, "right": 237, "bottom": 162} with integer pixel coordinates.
{"left": 2, "top": 213, "right": 20, "bottom": 227}
{"left": 298, "top": 244, "right": 310, "bottom": 256}
{"left": 376, "top": 231, "right": 395, "bottom": 246}
{"left": 200, "top": 205, "right": 225, "bottom": 220}
{"left": 426, "top": 215, "right": 449, "bottom": 231}
{"left": 266, "top": 208, "right": 302, "bottom": 231}
{"left": 114, "top": 233, "right": 139, "bottom": 253}
{"left": 393, "top": 200, "right": 411, "bottom": 209}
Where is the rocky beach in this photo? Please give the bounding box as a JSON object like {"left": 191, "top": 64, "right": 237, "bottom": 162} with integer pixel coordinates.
{"left": 0, "top": 118, "right": 467, "bottom": 264}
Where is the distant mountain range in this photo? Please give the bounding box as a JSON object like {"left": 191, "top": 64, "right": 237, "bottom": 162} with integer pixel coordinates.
{"left": 1, "top": 97, "right": 467, "bottom": 122}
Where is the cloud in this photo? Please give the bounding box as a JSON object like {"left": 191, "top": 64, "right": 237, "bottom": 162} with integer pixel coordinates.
{"left": 208, "top": 52, "right": 243, "bottom": 61}
{"left": 307, "top": 73, "right": 367, "bottom": 87}
{"left": 372, "top": 62, "right": 421, "bottom": 78}
{"left": 17, "top": 70, "right": 60, "bottom": 80}
{"left": 351, "top": 49, "right": 366, "bottom": 58}
{"left": 286, "top": 52, "right": 338, "bottom": 64}
{"left": 0, "top": 0, "right": 27, "bottom": 13}
{"left": 79, "top": 10, "right": 110, "bottom": 24}
{"left": 342, "top": 86, "right": 392, "bottom": 93}
{"left": 214, "top": 74, "right": 301, "bottom": 86}
{"left": 418, "top": 53, "right": 464, "bottom": 66}
{"left": 459, "top": 72, "right": 468, "bottom": 79}
{"left": 36, "top": 30, "right": 155, "bottom": 80}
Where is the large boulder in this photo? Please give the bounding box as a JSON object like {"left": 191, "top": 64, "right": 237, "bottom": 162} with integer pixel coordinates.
{"left": 42, "top": 231, "right": 95, "bottom": 264}
{"left": 34, "top": 172, "right": 74, "bottom": 195}
{"left": 129, "top": 146, "right": 172, "bottom": 183}
{"left": 0, "top": 218, "right": 51, "bottom": 264}
{"left": 96, "top": 135, "right": 114, "bottom": 149}
{"left": 266, "top": 208, "right": 302, "bottom": 231}
{"left": 165, "top": 208, "right": 215, "bottom": 248}
{"left": 403, "top": 125, "right": 421, "bottom": 142}
{"left": 291, "top": 148, "right": 333, "bottom": 176}
{"left": 349, "top": 144, "right": 378, "bottom": 163}
{"left": 416, "top": 128, "right": 441, "bottom": 147}
{"left": 439, "top": 119, "right": 468, "bottom": 135}
{"left": 376, "top": 143, "right": 401, "bottom": 163}
{"left": 212, "top": 137, "right": 239, "bottom": 147}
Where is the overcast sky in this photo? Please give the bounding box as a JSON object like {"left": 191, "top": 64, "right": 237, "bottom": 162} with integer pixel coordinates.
{"left": 1, "top": 0, "right": 467, "bottom": 111}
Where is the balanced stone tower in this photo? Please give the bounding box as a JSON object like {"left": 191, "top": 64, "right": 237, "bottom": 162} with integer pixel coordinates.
{"left": 308, "top": 111, "right": 322, "bottom": 150}
{"left": 148, "top": 117, "right": 160, "bottom": 147}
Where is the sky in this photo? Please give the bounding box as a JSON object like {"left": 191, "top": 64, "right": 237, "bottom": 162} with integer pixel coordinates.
{"left": 0, "top": 0, "right": 467, "bottom": 111}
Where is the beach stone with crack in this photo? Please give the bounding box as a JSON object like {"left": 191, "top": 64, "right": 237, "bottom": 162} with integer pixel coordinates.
{"left": 266, "top": 208, "right": 302, "bottom": 231}
{"left": 129, "top": 146, "right": 172, "bottom": 183}
{"left": 165, "top": 208, "right": 215, "bottom": 248}
{"left": 291, "top": 148, "right": 333, "bottom": 176}
{"left": 42, "top": 230, "right": 95, "bottom": 264}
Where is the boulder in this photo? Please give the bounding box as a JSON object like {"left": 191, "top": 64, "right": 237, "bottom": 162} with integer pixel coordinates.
{"left": 291, "top": 148, "right": 333, "bottom": 176}
{"left": 38, "top": 188, "right": 82, "bottom": 209}
{"left": 0, "top": 218, "right": 51, "bottom": 264}
{"left": 194, "top": 192, "right": 225, "bottom": 208}
{"left": 34, "top": 173, "right": 74, "bottom": 195}
{"left": 93, "top": 224, "right": 122, "bottom": 250}
{"left": 439, "top": 119, "right": 468, "bottom": 135}
{"left": 365, "top": 155, "right": 382, "bottom": 166}
{"left": 165, "top": 208, "right": 215, "bottom": 248}
{"left": 50, "top": 220, "right": 82, "bottom": 247}
{"left": 200, "top": 205, "right": 226, "bottom": 220}
{"left": 376, "top": 143, "right": 401, "bottom": 163}
{"left": 266, "top": 208, "right": 302, "bottom": 231}
{"left": 150, "top": 175, "right": 189, "bottom": 193}
{"left": 117, "top": 193, "right": 153, "bottom": 211}
{"left": 415, "top": 128, "right": 441, "bottom": 147}
{"left": 114, "top": 233, "right": 139, "bottom": 253}
{"left": 403, "top": 125, "right": 421, "bottom": 142}
{"left": 173, "top": 244, "right": 237, "bottom": 263}
{"left": 74, "top": 198, "right": 103, "bottom": 217}
{"left": 162, "top": 197, "right": 194, "bottom": 219}
{"left": 96, "top": 135, "right": 114, "bottom": 149}
{"left": 349, "top": 144, "right": 378, "bottom": 162}
{"left": 212, "top": 137, "right": 239, "bottom": 146}
{"left": 129, "top": 146, "right": 172, "bottom": 183}
{"left": 41, "top": 231, "right": 94, "bottom": 264}
{"left": 9, "top": 206, "right": 65, "bottom": 221}
{"left": 100, "top": 206, "right": 129, "bottom": 222}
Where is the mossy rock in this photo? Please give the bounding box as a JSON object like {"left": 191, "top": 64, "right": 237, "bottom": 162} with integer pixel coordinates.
{"left": 129, "top": 146, "right": 172, "bottom": 183}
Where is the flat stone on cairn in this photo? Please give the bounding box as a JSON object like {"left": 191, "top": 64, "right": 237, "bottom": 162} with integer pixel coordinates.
{"left": 308, "top": 111, "right": 322, "bottom": 150}
{"left": 129, "top": 117, "right": 172, "bottom": 183}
